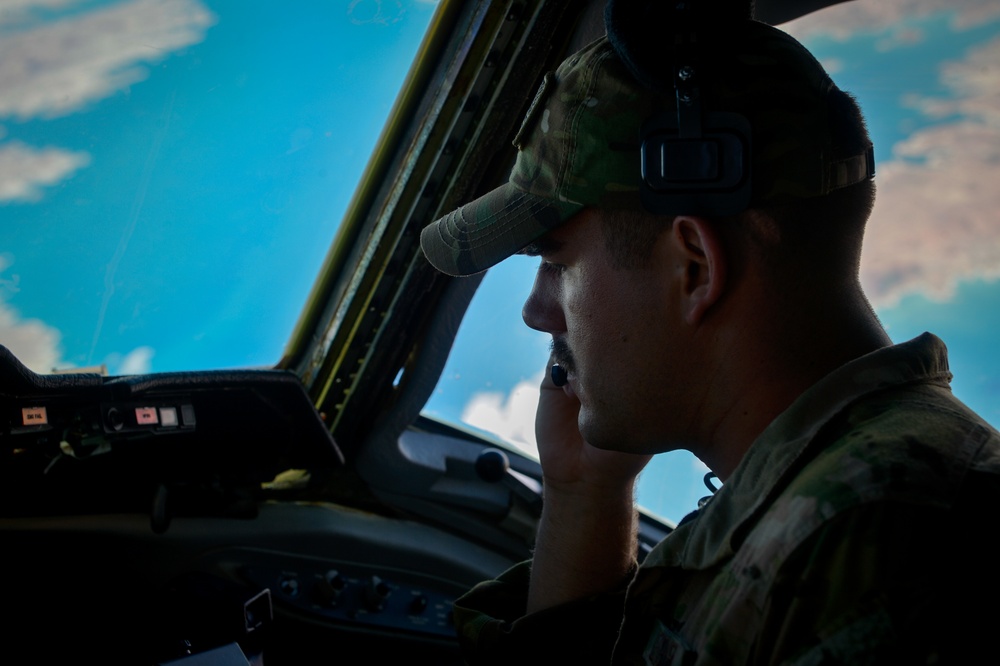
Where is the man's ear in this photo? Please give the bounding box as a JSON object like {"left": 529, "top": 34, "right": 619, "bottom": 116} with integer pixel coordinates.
{"left": 671, "top": 216, "right": 726, "bottom": 325}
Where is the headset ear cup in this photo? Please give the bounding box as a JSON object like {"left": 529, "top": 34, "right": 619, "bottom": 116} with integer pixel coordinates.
{"left": 640, "top": 112, "right": 753, "bottom": 216}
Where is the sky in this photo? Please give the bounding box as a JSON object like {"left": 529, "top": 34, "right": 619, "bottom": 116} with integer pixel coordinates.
{"left": 1, "top": 0, "right": 999, "bottom": 524}
{"left": 0, "top": 0, "right": 436, "bottom": 373}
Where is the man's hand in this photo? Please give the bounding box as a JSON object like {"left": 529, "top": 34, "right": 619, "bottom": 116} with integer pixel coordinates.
{"left": 527, "top": 358, "right": 652, "bottom": 614}
{"left": 535, "top": 361, "right": 652, "bottom": 493}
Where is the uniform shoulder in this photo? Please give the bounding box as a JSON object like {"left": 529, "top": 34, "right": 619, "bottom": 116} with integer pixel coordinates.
{"left": 788, "top": 382, "right": 1000, "bottom": 512}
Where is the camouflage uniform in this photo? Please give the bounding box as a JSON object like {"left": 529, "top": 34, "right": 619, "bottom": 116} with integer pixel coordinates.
{"left": 452, "top": 333, "right": 1000, "bottom": 664}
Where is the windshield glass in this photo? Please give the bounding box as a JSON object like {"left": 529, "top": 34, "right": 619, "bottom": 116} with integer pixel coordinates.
{"left": 1, "top": 0, "right": 436, "bottom": 375}
{"left": 423, "top": 1, "right": 1000, "bottom": 523}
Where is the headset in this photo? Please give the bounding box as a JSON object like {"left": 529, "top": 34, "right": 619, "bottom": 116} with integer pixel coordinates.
{"left": 603, "top": 0, "right": 874, "bottom": 217}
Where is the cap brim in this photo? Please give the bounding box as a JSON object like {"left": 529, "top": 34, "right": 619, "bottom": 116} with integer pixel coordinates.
{"left": 420, "top": 182, "right": 583, "bottom": 277}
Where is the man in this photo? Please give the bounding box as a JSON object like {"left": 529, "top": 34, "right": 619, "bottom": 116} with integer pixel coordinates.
{"left": 420, "top": 3, "right": 1000, "bottom": 664}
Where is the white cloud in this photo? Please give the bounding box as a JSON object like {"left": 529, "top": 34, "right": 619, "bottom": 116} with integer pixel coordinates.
{"left": 861, "top": 123, "right": 1000, "bottom": 306}
{"left": 116, "top": 345, "right": 155, "bottom": 374}
{"left": 347, "top": 0, "right": 405, "bottom": 26}
{"left": 0, "top": 0, "right": 215, "bottom": 202}
{"left": 875, "top": 26, "right": 926, "bottom": 51}
{"left": 781, "top": 9, "right": 1000, "bottom": 308}
{"left": 0, "top": 301, "right": 64, "bottom": 372}
{"left": 0, "top": 258, "right": 65, "bottom": 372}
{"left": 461, "top": 374, "right": 542, "bottom": 460}
{"left": 0, "top": 2, "right": 202, "bottom": 375}
{"left": 859, "top": 35, "right": 1000, "bottom": 308}
{"left": 0, "top": 257, "right": 155, "bottom": 376}
{"left": 0, "top": 0, "right": 80, "bottom": 26}
{"left": 783, "top": 0, "right": 1000, "bottom": 43}
{"left": 0, "top": 141, "right": 90, "bottom": 202}
{"left": 906, "top": 37, "right": 1000, "bottom": 125}
{"left": 0, "top": 0, "right": 216, "bottom": 120}
{"left": 0, "top": 255, "right": 66, "bottom": 372}
{"left": 816, "top": 57, "right": 844, "bottom": 74}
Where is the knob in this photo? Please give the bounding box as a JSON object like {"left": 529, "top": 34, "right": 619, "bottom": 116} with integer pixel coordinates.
{"left": 364, "top": 575, "right": 391, "bottom": 612}
{"left": 278, "top": 577, "right": 299, "bottom": 597}
{"left": 106, "top": 407, "right": 124, "bottom": 431}
{"left": 313, "top": 570, "right": 346, "bottom": 606}
{"left": 475, "top": 448, "right": 509, "bottom": 483}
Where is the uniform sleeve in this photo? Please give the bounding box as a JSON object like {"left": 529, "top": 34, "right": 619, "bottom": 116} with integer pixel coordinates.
{"left": 452, "top": 560, "right": 634, "bottom": 665}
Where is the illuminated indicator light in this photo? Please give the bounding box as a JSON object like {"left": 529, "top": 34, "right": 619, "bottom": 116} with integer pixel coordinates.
{"left": 159, "top": 406, "right": 179, "bottom": 427}
{"left": 22, "top": 406, "right": 48, "bottom": 426}
{"left": 135, "top": 407, "right": 159, "bottom": 425}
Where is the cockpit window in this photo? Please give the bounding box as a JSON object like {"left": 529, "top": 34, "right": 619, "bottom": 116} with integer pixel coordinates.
{"left": 5, "top": 1, "right": 998, "bottom": 526}
{"left": 0, "top": 0, "right": 436, "bottom": 375}
{"left": 422, "top": 2, "right": 1000, "bottom": 523}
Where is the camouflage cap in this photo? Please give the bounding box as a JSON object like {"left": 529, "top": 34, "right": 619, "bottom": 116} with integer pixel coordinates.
{"left": 420, "top": 19, "right": 874, "bottom": 277}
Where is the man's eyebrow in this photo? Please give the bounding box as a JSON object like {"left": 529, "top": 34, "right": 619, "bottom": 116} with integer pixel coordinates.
{"left": 519, "top": 236, "right": 563, "bottom": 257}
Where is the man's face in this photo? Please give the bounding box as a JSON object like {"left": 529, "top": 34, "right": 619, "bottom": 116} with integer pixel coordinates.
{"left": 521, "top": 208, "right": 689, "bottom": 453}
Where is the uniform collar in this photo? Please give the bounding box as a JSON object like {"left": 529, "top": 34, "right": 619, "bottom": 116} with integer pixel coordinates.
{"left": 644, "top": 332, "right": 952, "bottom": 569}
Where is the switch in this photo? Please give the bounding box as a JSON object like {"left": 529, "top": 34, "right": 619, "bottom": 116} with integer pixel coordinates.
{"left": 135, "top": 407, "right": 158, "bottom": 425}
{"left": 159, "top": 406, "right": 179, "bottom": 427}
{"left": 21, "top": 406, "right": 48, "bottom": 426}
{"left": 408, "top": 594, "right": 428, "bottom": 615}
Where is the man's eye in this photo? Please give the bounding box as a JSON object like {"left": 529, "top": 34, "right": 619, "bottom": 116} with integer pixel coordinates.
{"left": 538, "top": 260, "right": 566, "bottom": 275}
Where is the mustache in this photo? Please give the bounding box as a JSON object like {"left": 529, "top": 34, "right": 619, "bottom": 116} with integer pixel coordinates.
{"left": 550, "top": 337, "right": 576, "bottom": 374}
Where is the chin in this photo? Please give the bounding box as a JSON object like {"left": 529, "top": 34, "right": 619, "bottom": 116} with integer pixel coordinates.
{"left": 579, "top": 415, "right": 638, "bottom": 452}
{"left": 581, "top": 412, "right": 677, "bottom": 455}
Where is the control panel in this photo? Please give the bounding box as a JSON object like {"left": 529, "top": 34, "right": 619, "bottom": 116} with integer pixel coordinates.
{"left": 0, "top": 344, "right": 344, "bottom": 521}
{"left": 216, "top": 549, "right": 458, "bottom": 639}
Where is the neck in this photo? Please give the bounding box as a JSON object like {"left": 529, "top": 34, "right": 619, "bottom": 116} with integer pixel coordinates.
{"left": 693, "top": 289, "right": 891, "bottom": 481}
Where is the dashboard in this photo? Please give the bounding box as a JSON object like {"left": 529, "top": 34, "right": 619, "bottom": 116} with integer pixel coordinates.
{"left": 0, "top": 345, "right": 516, "bottom": 664}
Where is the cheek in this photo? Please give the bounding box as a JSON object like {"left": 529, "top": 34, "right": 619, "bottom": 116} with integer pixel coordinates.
{"left": 596, "top": 275, "right": 668, "bottom": 340}
{"left": 565, "top": 266, "right": 672, "bottom": 367}
{"left": 562, "top": 279, "right": 609, "bottom": 345}
{"left": 564, "top": 281, "right": 646, "bottom": 367}
{"left": 599, "top": 281, "right": 675, "bottom": 390}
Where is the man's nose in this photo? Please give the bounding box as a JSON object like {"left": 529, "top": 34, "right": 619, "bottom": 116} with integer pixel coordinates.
{"left": 522, "top": 272, "right": 565, "bottom": 334}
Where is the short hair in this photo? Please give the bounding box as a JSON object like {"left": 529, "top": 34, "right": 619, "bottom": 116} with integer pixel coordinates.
{"left": 600, "top": 208, "right": 671, "bottom": 270}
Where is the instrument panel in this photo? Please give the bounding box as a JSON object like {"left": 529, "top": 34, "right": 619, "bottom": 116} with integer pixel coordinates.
{"left": 0, "top": 346, "right": 514, "bottom": 664}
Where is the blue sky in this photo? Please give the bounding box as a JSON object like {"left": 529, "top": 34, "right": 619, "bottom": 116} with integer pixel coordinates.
{"left": 2, "top": 0, "right": 999, "bottom": 523}
{"left": 0, "top": 0, "right": 436, "bottom": 373}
